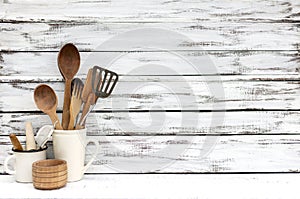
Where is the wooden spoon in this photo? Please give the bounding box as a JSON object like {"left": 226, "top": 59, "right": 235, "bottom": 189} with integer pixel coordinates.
{"left": 9, "top": 134, "right": 23, "bottom": 151}
{"left": 57, "top": 43, "right": 80, "bottom": 129}
{"left": 34, "top": 84, "right": 63, "bottom": 130}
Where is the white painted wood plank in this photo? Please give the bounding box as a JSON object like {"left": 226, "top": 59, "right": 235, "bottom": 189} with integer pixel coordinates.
{"left": 0, "top": 174, "right": 299, "bottom": 199}
{"left": 1, "top": 51, "right": 299, "bottom": 76}
{"left": 1, "top": 0, "right": 299, "bottom": 22}
{"left": 1, "top": 76, "right": 300, "bottom": 111}
{"left": 1, "top": 111, "right": 300, "bottom": 136}
{"left": 0, "top": 22, "right": 299, "bottom": 51}
{"left": 1, "top": 135, "right": 300, "bottom": 173}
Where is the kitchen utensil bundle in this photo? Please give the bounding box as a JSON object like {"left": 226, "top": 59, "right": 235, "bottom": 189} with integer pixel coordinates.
{"left": 5, "top": 43, "right": 118, "bottom": 187}
{"left": 33, "top": 43, "right": 119, "bottom": 130}
{"left": 8, "top": 122, "right": 53, "bottom": 151}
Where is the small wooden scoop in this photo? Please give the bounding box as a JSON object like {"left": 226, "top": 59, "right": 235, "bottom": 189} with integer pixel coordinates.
{"left": 9, "top": 134, "right": 23, "bottom": 151}
{"left": 34, "top": 84, "right": 63, "bottom": 130}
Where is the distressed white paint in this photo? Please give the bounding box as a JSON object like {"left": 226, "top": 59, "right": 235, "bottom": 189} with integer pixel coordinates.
{"left": 0, "top": 51, "right": 299, "bottom": 76}
{"left": 1, "top": 135, "right": 300, "bottom": 173}
{"left": 1, "top": 111, "right": 300, "bottom": 136}
{"left": 0, "top": 22, "right": 299, "bottom": 51}
{"left": 1, "top": 76, "right": 300, "bottom": 112}
{"left": 0, "top": 0, "right": 300, "bottom": 196}
{"left": 1, "top": 0, "right": 299, "bottom": 22}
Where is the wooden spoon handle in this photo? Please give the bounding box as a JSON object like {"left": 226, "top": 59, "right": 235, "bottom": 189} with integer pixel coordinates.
{"left": 48, "top": 110, "right": 63, "bottom": 130}
{"left": 9, "top": 134, "right": 23, "bottom": 151}
{"left": 62, "top": 79, "right": 72, "bottom": 130}
{"left": 68, "top": 104, "right": 75, "bottom": 130}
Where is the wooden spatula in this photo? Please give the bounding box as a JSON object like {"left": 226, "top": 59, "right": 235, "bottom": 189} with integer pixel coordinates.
{"left": 76, "top": 66, "right": 119, "bottom": 128}
{"left": 76, "top": 69, "right": 96, "bottom": 129}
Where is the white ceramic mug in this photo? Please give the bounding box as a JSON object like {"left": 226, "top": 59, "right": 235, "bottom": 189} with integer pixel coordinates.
{"left": 52, "top": 128, "right": 99, "bottom": 182}
{"left": 4, "top": 147, "right": 47, "bottom": 182}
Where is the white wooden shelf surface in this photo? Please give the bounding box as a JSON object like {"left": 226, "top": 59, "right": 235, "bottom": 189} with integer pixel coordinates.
{"left": 1, "top": 174, "right": 300, "bottom": 199}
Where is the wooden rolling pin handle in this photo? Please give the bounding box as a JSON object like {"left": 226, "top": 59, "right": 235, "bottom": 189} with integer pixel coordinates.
{"left": 9, "top": 134, "right": 23, "bottom": 151}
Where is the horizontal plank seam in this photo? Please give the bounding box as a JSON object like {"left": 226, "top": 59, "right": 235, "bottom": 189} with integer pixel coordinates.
{"left": 0, "top": 172, "right": 299, "bottom": 176}
{"left": 0, "top": 20, "right": 300, "bottom": 24}
{"left": 83, "top": 171, "right": 300, "bottom": 175}
{"left": 1, "top": 50, "right": 299, "bottom": 53}
{"left": 1, "top": 109, "right": 300, "bottom": 114}
{"left": 2, "top": 79, "right": 300, "bottom": 83}
{"left": 1, "top": 133, "right": 300, "bottom": 137}
{"left": 2, "top": 74, "right": 300, "bottom": 77}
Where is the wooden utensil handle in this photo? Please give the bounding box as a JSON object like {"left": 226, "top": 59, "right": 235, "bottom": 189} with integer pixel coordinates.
{"left": 78, "top": 102, "right": 90, "bottom": 127}
{"left": 62, "top": 79, "right": 71, "bottom": 130}
{"left": 78, "top": 93, "right": 95, "bottom": 127}
{"left": 68, "top": 105, "right": 75, "bottom": 130}
{"left": 49, "top": 112, "right": 63, "bottom": 130}
{"left": 75, "top": 124, "right": 85, "bottom": 130}
{"left": 9, "top": 134, "right": 23, "bottom": 151}
{"left": 25, "top": 121, "right": 37, "bottom": 150}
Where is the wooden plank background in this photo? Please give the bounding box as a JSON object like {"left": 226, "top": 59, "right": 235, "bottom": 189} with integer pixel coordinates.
{"left": 1, "top": 0, "right": 300, "bottom": 183}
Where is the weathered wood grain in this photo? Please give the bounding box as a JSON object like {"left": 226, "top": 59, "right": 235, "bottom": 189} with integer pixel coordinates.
{"left": 1, "top": 174, "right": 299, "bottom": 199}
{"left": 1, "top": 51, "right": 299, "bottom": 76}
{"left": 1, "top": 1, "right": 299, "bottom": 193}
{"left": 1, "top": 135, "right": 300, "bottom": 173}
{"left": 1, "top": 0, "right": 299, "bottom": 22}
{"left": 0, "top": 22, "right": 299, "bottom": 51}
{"left": 1, "top": 111, "right": 300, "bottom": 136}
{"left": 1, "top": 76, "right": 300, "bottom": 111}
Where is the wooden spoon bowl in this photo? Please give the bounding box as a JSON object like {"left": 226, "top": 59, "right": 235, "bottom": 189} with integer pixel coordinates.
{"left": 34, "top": 84, "right": 63, "bottom": 130}
{"left": 57, "top": 43, "right": 80, "bottom": 80}
{"left": 34, "top": 84, "right": 57, "bottom": 111}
